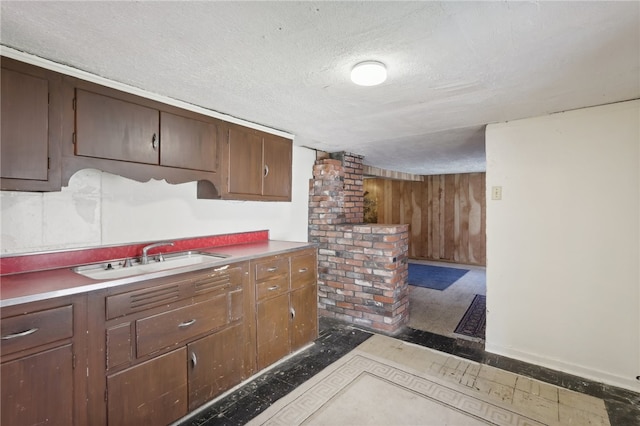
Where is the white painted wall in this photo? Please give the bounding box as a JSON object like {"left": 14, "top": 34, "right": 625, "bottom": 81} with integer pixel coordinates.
{"left": 0, "top": 145, "right": 315, "bottom": 254}
{"left": 485, "top": 100, "right": 640, "bottom": 392}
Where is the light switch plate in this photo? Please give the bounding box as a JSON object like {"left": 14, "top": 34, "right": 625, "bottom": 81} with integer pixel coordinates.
{"left": 491, "top": 186, "right": 502, "bottom": 200}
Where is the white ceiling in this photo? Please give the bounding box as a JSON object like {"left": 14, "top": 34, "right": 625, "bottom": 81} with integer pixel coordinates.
{"left": 1, "top": 1, "right": 639, "bottom": 175}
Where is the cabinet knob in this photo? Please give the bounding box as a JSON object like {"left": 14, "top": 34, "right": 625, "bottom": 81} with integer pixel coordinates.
{"left": 267, "top": 285, "right": 280, "bottom": 291}
{"left": 191, "top": 351, "right": 198, "bottom": 368}
{"left": 298, "top": 268, "right": 308, "bottom": 273}
{"left": 151, "top": 133, "right": 158, "bottom": 150}
{"left": 290, "top": 307, "right": 296, "bottom": 319}
{"left": 264, "top": 164, "right": 270, "bottom": 177}
{"left": 1, "top": 327, "right": 39, "bottom": 340}
{"left": 267, "top": 266, "right": 278, "bottom": 272}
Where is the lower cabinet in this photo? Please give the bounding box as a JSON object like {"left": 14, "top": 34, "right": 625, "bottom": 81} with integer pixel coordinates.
{"left": 0, "top": 296, "right": 86, "bottom": 426}
{"left": 2, "top": 345, "right": 75, "bottom": 426}
{"left": 256, "top": 293, "right": 291, "bottom": 369}
{"left": 106, "top": 323, "right": 247, "bottom": 426}
{"left": 187, "top": 323, "right": 245, "bottom": 410}
{"left": 290, "top": 283, "right": 318, "bottom": 352}
{"left": 107, "top": 348, "right": 188, "bottom": 426}
{"left": 255, "top": 248, "right": 318, "bottom": 370}
{"left": 0, "top": 247, "right": 317, "bottom": 425}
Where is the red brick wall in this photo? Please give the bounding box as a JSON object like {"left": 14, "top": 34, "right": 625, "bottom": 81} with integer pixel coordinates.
{"left": 341, "top": 153, "right": 364, "bottom": 224}
{"left": 309, "top": 153, "right": 409, "bottom": 333}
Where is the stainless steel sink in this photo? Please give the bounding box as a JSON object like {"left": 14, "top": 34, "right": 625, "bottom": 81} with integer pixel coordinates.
{"left": 72, "top": 251, "right": 229, "bottom": 280}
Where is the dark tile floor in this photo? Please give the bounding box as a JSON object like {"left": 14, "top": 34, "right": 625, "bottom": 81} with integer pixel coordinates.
{"left": 178, "top": 318, "right": 640, "bottom": 426}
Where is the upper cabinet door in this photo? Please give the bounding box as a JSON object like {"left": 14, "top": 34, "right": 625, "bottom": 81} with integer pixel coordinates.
{"left": 227, "top": 126, "right": 263, "bottom": 196}
{"left": 75, "top": 89, "right": 159, "bottom": 164}
{"left": 262, "top": 135, "right": 292, "bottom": 199}
{"left": 1, "top": 68, "right": 49, "bottom": 181}
{"left": 223, "top": 125, "right": 292, "bottom": 201}
{"left": 160, "top": 112, "right": 218, "bottom": 172}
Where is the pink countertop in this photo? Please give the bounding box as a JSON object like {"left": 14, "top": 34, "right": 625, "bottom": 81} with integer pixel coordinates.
{"left": 0, "top": 239, "right": 315, "bottom": 308}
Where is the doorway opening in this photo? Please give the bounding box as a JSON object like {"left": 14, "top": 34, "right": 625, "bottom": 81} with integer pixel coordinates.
{"left": 407, "top": 259, "right": 486, "bottom": 343}
{"left": 363, "top": 173, "right": 487, "bottom": 344}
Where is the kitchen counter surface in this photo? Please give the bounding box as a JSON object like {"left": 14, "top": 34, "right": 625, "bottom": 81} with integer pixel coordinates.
{"left": 0, "top": 240, "right": 315, "bottom": 308}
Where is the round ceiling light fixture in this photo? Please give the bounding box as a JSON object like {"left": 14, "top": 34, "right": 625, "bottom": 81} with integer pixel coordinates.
{"left": 350, "top": 61, "right": 387, "bottom": 86}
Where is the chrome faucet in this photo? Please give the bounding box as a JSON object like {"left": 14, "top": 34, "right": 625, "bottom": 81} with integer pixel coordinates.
{"left": 141, "top": 241, "right": 175, "bottom": 264}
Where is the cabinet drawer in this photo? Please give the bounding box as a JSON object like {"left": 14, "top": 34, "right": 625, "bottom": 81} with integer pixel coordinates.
{"left": 1, "top": 305, "right": 73, "bottom": 357}
{"left": 136, "top": 295, "right": 228, "bottom": 357}
{"left": 256, "top": 275, "right": 289, "bottom": 301}
{"left": 291, "top": 253, "right": 316, "bottom": 290}
{"left": 255, "top": 257, "right": 289, "bottom": 282}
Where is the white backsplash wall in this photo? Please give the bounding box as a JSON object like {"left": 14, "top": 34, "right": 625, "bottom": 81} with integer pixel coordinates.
{"left": 0, "top": 145, "right": 315, "bottom": 255}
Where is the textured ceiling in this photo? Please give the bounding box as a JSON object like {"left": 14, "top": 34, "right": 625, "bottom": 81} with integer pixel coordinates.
{"left": 1, "top": 1, "right": 639, "bottom": 175}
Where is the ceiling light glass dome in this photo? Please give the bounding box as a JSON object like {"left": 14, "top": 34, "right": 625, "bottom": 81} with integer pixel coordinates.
{"left": 351, "top": 61, "right": 387, "bottom": 86}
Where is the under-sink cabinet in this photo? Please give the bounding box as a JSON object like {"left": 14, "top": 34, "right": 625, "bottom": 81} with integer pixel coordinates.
{"left": 102, "top": 261, "right": 253, "bottom": 426}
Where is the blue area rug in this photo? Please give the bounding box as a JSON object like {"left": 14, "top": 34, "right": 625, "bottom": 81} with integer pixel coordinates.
{"left": 407, "top": 264, "right": 469, "bottom": 291}
{"left": 454, "top": 294, "right": 486, "bottom": 339}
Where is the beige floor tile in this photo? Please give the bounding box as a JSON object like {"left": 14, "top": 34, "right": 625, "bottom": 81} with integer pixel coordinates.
{"left": 512, "top": 389, "right": 560, "bottom": 424}
{"left": 559, "top": 404, "right": 610, "bottom": 426}
{"left": 472, "top": 376, "right": 515, "bottom": 403}
{"left": 514, "top": 376, "right": 558, "bottom": 402}
{"left": 429, "top": 362, "right": 445, "bottom": 376}
{"left": 358, "top": 335, "right": 452, "bottom": 374}
{"left": 531, "top": 380, "right": 559, "bottom": 402}
{"left": 477, "top": 364, "right": 518, "bottom": 388}
{"left": 438, "top": 364, "right": 467, "bottom": 383}
{"left": 515, "top": 375, "right": 534, "bottom": 392}
{"left": 356, "top": 334, "right": 404, "bottom": 355}
{"left": 354, "top": 330, "right": 612, "bottom": 426}
{"left": 558, "top": 387, "right": 608, "bottom": 416}
{"left": 460, "top": 363, "right": 481, "bottom": 387}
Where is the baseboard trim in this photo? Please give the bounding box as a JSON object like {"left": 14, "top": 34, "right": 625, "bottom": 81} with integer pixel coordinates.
{"left": 485, "top": 342, "right": 640, "bottom": 393}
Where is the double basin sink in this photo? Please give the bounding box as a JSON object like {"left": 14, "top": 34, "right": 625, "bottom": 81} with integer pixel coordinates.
{"left": 73, "top": 250, "right": 230, "bottom": 280}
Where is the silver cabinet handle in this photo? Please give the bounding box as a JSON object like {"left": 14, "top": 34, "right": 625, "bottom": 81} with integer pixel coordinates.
{"left": 151, "top": 133, "right": 158, "bottom": 150}
{"left": 298, "top": 268, "right": 308, "bottom": 273}
{"left": 267, "top": 285, "right": 280, "bottom": 291}
{"left": 178, "top": 319, "right": 196, "bottom": 328}
{"left": 191, "top": 351, "right": 197, "bottom": 368}
{"left": 267, "top": 266, "right": 278, "bottom": 272}
{"left": 290, "top": 307, "right": 296, "bottom": 319}
{"left": 1, "top": 328, "right": 39, "bottom": 340}
{"left": 264, "top": 164, "right": 270, "bottom": 177}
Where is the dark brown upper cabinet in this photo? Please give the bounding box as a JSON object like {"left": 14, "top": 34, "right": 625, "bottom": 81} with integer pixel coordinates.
{"left": 223, "top": 125, "right": 292, "bottom": 201}
{"left": 160, "top": 111, "right": 218, "bottom": 172}
{"left": 1, "top": 57, "right": 294, "bottom": 201}
{"left": 75, "top": 89, "right": 160, "bottom": 164}
{"left": 74, "top": 89, "right": 218, "bottom": 172}
{"left": 1, "top": 58, "right": 63, "bottom": 191}
{"left": 65, "top": 80, "right": 222, "bottom": 198}
{"left": 263, "top": 134, "right": 293, "bottom": 199}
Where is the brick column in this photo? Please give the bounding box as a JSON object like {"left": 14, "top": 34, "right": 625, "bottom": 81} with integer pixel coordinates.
{"left": 335, "top": 152, "right": 364, "bottom": 224}
{"left": 308, "top": 153, "right": 409, "bottom": 333}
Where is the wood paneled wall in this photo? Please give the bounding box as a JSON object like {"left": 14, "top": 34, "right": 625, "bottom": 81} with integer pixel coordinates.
{"left": 364, "top": 173, "right": 486, "bottom": 265}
